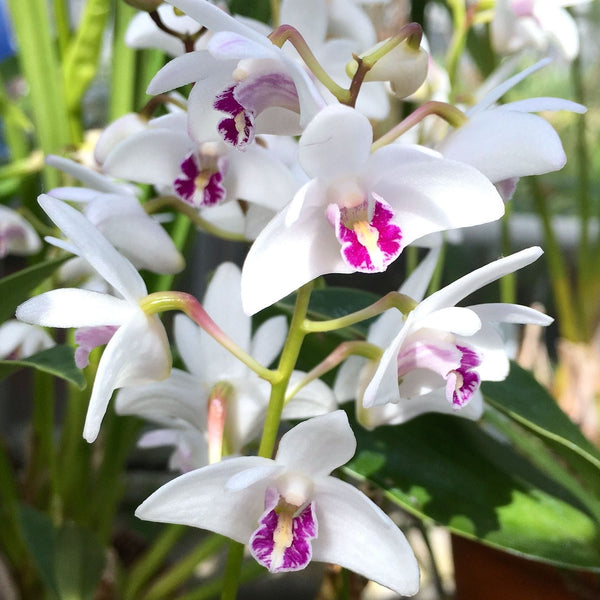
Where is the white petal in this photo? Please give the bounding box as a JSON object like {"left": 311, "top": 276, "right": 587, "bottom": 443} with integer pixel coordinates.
{"left": 38, "top": 195, "right": 148, "bottom": 302}
{"left": 469, "top": 303, "right": 553, "bottom": 326}
{"left": 135, "top": 455, "right": 280, "bottom": 542}
{"left": 535, "top": 5, "right": 579, "bottom": 60}
{"left": 460, "top": 324, "right": 509, "bottom": 382}
{"left": 103, "top": 129, "right": 193, "bottom": 186}
{"left": 399, "top": 247, "right": 441, "bottom": 302}
{"left": 299, "top": 105, "right": 372, "bottom": 179}
{"left": 283, "top": 372, "right": 338, "bottom": 418}
{"left": 16, "top": 289, "right": 134, "bottom": 327}
{"left": 421, "top": 247, "right": 544, "bottom": 315}
{"left": 499, "top": 97, "right": 586, "bottom": 114}
{"left": 208, "top": 31, "right": 277, "bottom": 60}
{"left": 312, "top": 477, "right": 419, "bottom": 596}
{"left": 249, "top": 315, "right": 287, "bottom": 368}
{"left": 280, "top": 0, "right": 327, "bottom": 48}
{"left": 439, "top": 110, "right": 568, "bottom": 182}
{"left": 241, "top": 182, "right": 351, "bottom": 315}
{"left": 417, "top": 307, "right": 482, "bottom": 336}
{"left": 115, "top": 368, "right": 205, "bottom": 429}
{"left": 275, "top": 411, "right": 355, "bottom": 477}
{"left": 333, "top": 356, "right": 367, "bottom": 403}
{"left": 83, "top": 311, "right": 171, "bottom": 442}
{"left": 326, "top": 0, "right": 377, "bottom": 48}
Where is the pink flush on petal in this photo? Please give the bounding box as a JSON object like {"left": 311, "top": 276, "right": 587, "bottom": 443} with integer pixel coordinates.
{"left": 511, "top": 0, "right": 535, "bottom": 17}
{"left": 173, "top": 151, "right": 227, "bottom": 209}
{"left": 249, "top": 487, "right": 318, "bottom": 573}
{"left": 445, "top": 345, "right": 481, "bottom": 408}
{"left": 74, "top": 325, "right": 119, "bottom": 368}
{"left": 327, "top": 194, "right": 403, "bottom": 273}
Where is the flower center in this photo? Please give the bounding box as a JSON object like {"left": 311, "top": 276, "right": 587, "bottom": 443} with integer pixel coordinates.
{"left": 327, "top": 191, "right": 403, "bottom": 273}
{"left": 249, "top": 483, "right": 318, "bottom": 573}
{"left": 173, "top": 149, "right": 227, "bottom": 209}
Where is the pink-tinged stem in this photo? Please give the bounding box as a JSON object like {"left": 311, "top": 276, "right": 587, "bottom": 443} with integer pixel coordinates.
{"left": 139, "top": 291, "right": 279, "bottom": 382}
{"left": 371, "top": 101, "right": 468, "bottom": 152}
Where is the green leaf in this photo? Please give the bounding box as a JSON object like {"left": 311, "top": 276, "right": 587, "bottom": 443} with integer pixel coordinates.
{"left": 0, "top": 345, "right": 86, "bottom": 388}
{"left": 483, "top": 362, "right": 600, "bottom": 471}
{"left": 0, "top": 256, "right": 67, "bottom": 323}
{"left": 19, "top": 505, "right": 59, "bottom": 598}
{"left": 345, "top": 412, "right": 600, "bottom": 571}
{"left": 55, "top": 523, "right": 106, "bottom": 600}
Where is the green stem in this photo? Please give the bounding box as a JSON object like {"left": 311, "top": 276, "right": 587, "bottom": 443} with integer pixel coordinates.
{"left": 220, "top": 541, "right": 245, "bottom": 600}
{"left": 53, "top": 0, "right": 71, "bottom": 59}
{"left": 445, "top": 0, "right": 468, "bottom": 91}
{"left": 125, "top": 525, "right": 187, "bottom": 600}
{"left": 152, "top": 214, "right": 193, "bottom": 293}
{"left": 427, "top": 239, "right": 446, "bottom": 296}
{"left": 500, "top": 204, "right": 515, "bottom": 304}
{"left": 258, "top": 282, "right": 314, "bottom": 459}
{"left": 529, "top": 177, "right": 580, "bottom": 341}
{"left": 270, "top": 0, "right": 280, "bottom": 27}
{"left": 144, "top": 535, "right": 228, "bottom": 600}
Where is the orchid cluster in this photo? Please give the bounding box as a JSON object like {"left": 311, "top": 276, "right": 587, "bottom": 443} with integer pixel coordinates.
{"left": 2, "top": 0, "right": 596, "bottom": 597}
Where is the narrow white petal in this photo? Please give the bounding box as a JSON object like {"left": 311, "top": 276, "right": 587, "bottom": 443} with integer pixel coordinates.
{"left": 147, "top": 50, "right": 218, "bottom": 95}
{"left": 399, "top": 247, "right": 441, "bottom": 302}
{"left": 499, "top": 97, "right": 586, "bottom": 114}
{"left": 417, "top": 307, "right": 482, "bottom": 336}
{"left": 17, "top": 289, "right": 133, "bottom": 327}
{"left": 83, "top": 311, "right": 171, "bottom": 442}
{"left": 275, "top": 411, "right": 356, "bottom": 477}
{"left": 421, "top": 247, "right": 544, "bottom": 315}
{"left": 208, "top": 31, "right": 277, "bottom": 60}
{"left": 333, "top": 356, "right": 366, "bottom": 403}
{"left": 135, "top": 456, "right": 278, "bottom": 542}
{"left": 250, "top": 316, "right": 287, "bottom": 368}
{"left": 312, "top": 477, "right": 419, "bottom": 596}
{"left": 38, "top": 196, "right": 148, "bottom": 302}
{"left": 469, "top": 303, "right": 553, "bottom": 326}
{"left": 299, "top": 105, "right": 372, "bottom": 179}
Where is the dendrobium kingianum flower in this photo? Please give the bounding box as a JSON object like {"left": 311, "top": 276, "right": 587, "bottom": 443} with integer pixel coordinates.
{"left": 0, "top": 205, "right": 41, "bottom": 258}
{"left": 491, "top": 0, "right": 591, "bottom": 61}
{"left": 336, "top": 247, "right": 552, "bottom": 428}
{"left": 148, "top": 0, "right": 325, "bottom": 149}
{"left": 136, "top": 410, "right": 420, "bottom": 594}
{"left": 0, "top": 320, "right": 54, "bottom": 360}
{"left": 241, "top": 104, "right": 505, "bottom": 314}
{"left": 101, "top": 112, "right": 298, "bottom": 239}
{"left": 436, "top": 60, "right": 587, "bottom": 200}
{"left": 15, "top": 196, "right": 171, "bottom": 442}
{"left": 116, "top": 262, "right": 336, "bottom": 469}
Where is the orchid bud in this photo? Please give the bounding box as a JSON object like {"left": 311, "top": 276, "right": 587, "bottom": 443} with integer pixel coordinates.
{"left": 346, "top": 38, "right": 429, "bottom": 99}
{"left": 123, "top": 0, "right": 162, "bottom": 12}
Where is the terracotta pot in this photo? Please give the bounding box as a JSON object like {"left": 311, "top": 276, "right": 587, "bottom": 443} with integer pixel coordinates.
{"left": 452, "top": 536, "right": 600, "bottom": 600}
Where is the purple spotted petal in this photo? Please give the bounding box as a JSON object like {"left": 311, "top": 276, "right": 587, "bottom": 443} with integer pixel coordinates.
{"left": 446, "top": 345, "right": 482, "bottom": 408}
{"left": 74, "top": 325, "right": 119, "bottom": 368}
{"left": 249, "top": 487, "right": 318, "bottom": 573}
{"left": 173, "top": 152, "right": 227, "bottom": 208}
{"left": 327, "top": 196, "right": 402, "bottom": 273}
{"left": 215, "top": 85, "right": 255, "bottom": 148}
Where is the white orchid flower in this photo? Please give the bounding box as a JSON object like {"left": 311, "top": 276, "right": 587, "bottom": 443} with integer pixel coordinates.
{"left": 148, "top": 0, "right": 325, "bottom": 149}
{"left": 136, "top": 410, "right": 419, "bottom": 595}
{"left": 336, "top": 247, "right": 552, "bottom": 429}
{"left": 437, "top": 60, "right": 586, "bottom": 200}
{"left": 102, "top": 112, "right": 298, "bottom": 240}
{"left": 45, "top": 155, "right": 185, "bottom": 274}
{"left": 116, "top": 262, "right": 337, "bottom": 469}
{"left": 0, "top": 205, "right": 41, "bottom": 258}
{"left": 0, "top": 320, "right": 54, "bottom": 359}
{"left": 16, "top": 196, "right": 171, "bottom": 442}
{"left": 241, "top": 104, "right": 505, "bottom": 315}
{"left": 491, "top": 0, "right": 591, "bottom": 61}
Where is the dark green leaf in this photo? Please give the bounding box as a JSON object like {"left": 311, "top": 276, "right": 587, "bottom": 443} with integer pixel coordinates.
{"left": 55, "top": 522, "right": 106, "bottom": 600}
{"left": 0, "top": 345, "right": 86, "bottom": 388}
{"left": 19, "top": 505, "right": 59, "bottom": 598}
{"left": 483, "top": 362, "right": 600, "bottom": 470}
{"left": 345, "top": 412, "right": 600, "bottom": 571}
{"left": 0, "top": 256, "right": 67, "bottom": 323}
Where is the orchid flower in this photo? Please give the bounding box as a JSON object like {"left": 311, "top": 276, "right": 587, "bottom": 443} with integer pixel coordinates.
{"left": 16, "top": 196, "right": 171, "bottom": 442}
{"left": 148, "top": 0, "right": 325, "bottom": 149}
{"left": 101, "top": 112, "right": 298, "bottom": 239}
{"left": 491, "top": 0, "right": 591, "bottom": 61}
{"left": 0, "top": 205, "right": 41, "bottom": 258}
{"left": 437, "top": 60, "right": 587, "bottom": 200}
{"left": 336, "top": 247, "right": 552, "bottom": 429}
{"left": 0, "top": 320, "right": 54, "bottom": 360}
{"left": 116, "top": 262, "right": 336, "bottom": 469}
{"left": 136, "top": 410, "right": 419, "bottom": 595}
{"left": 45, "top": 155, "right": 185, "bottom": 274}
{"left": 241, "top": 104, "right": 505, "bottom": 315}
